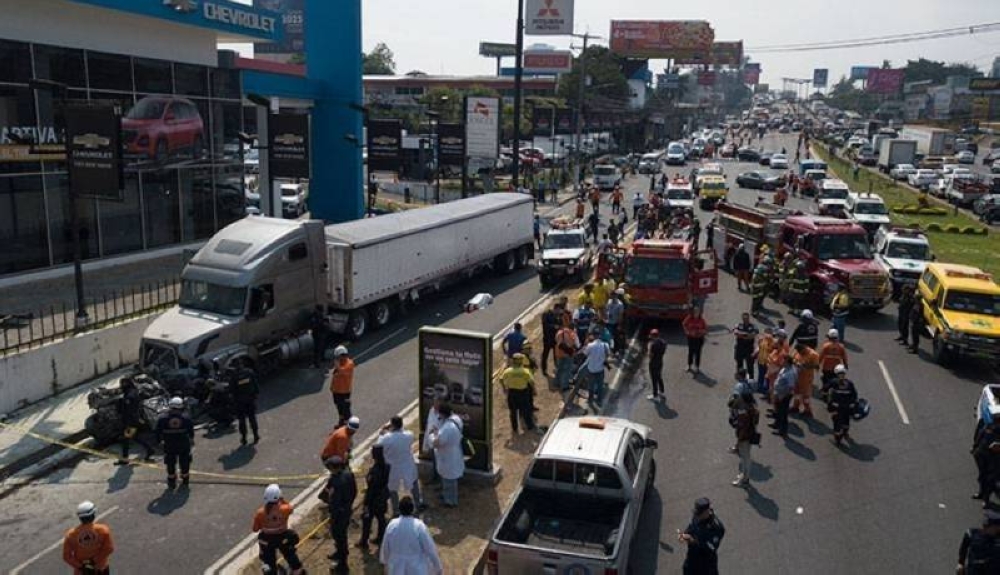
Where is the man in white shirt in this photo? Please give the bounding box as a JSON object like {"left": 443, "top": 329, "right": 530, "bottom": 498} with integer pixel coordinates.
{"left": 377, "top": 415, "right": 425, "bottom": 514}
{"left": 430, "top": 404, "right": 464, "bottom": 508}
{"left": 380, "top": 496, "right": 443, "bottom": 575}
{"left": 581, "top": 334, "right": 610, "bottom": 408}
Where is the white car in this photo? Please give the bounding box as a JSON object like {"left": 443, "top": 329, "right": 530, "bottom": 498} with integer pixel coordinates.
{"left": 955, "top": 150, "right": 976, "bottom": 164}
{"left": 874, "top": 227, "right": 932, "bottom": 298}
{"left": 847, "top": 192, "right": 891, "bottom": 236}
{"left": 992, "top": 159, "right": 1000, "bottom": 174}
{"left": 908, "top": 169, "right": 939, "bottom": 189}
{"left": 769, "top": 153, "right": 789, "bottom": 169}
{"left": 890, "top": 164, "right": 917, "bottom": 181}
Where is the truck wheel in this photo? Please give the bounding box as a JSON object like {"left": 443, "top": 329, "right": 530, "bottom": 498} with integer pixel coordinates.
{"left": 371, "top": 301, "right": 392, "bottom": 329}
{"left": 931, "top": 333, "right": 951, "bottom": 365}
{"left": 347, "top": 309, "right": 369, "bottom": 340}
{"left": 515, "top": 246, "right": 530, "bottom": 269}
{"left": 495, "top": 251, "right": 516, "bottom": 275}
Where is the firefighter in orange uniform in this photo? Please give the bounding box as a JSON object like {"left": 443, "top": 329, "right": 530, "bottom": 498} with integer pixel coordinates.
{"left": 63, "top": 501, "right": 114, "bottom": 575}
{"left": 253, "top": 484, "right": 305, "bottom": 575}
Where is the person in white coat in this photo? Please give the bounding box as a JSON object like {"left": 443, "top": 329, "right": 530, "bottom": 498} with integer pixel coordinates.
{"left": 377, "top": 415, "right": 425, "bottom": 514}
{"left": 423, "top": 397, "right": 463, "bottom": 481}
{"left": 430, "top": 404, "right": 464, "bottom": 508}
{"left": 380, "top": 496, "right": 442, "bottom": 575}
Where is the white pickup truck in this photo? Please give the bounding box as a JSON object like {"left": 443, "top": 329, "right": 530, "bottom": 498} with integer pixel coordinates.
{"left": 487, "top": 417, "right": 657, "bottom": 575}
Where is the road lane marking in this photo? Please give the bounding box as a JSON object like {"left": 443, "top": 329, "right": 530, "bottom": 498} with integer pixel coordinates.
{"left": 354, "top": 326, "right": 407, "bottom": 361}
{"left": 11, "top": 505, "right": 119, "bottom": 574}
{"left": 878, "top": 360, "right": 910, "bottom": 425}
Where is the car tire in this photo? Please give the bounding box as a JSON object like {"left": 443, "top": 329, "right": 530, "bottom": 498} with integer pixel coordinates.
{"left": 932, "top": 333, "right": 950, "bottom": 365}
{"left": 496, "top": 250, "right": 517, "bottom": 275}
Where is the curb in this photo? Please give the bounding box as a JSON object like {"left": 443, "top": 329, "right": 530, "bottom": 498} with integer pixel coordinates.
{"left": 0, "top": 434, "right": 93, "bottom": 489}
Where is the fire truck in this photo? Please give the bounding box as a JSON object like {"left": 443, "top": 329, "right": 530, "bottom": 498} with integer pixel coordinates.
{"left": 710, "top": 201, "right": 792, "bottom": 270}
{"left": 600, "top": 239, "right": 718, "bottom": 323}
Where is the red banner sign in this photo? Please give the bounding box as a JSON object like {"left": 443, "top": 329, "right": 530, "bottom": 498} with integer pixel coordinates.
{"left": 866, "top": 69, "right": 904, "bottom": 94}
{"left": 610, "top": 20, "right": 714, "bottom": 60}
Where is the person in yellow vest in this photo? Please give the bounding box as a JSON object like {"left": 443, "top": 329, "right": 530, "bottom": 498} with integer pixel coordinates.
{"left": 755, "top": 327, "right": 774, "bottom": 395}
{"left": 500, "top": 354, "right": 538, "bottom": 434}
{"left": 577, "top": 283, "right": 595, "bottom": 307}
{"left": 830, "top": 284, "right": 851, "bottom": 342}
{"left": 592, "top": 278, "right": 612, "bottom": 318}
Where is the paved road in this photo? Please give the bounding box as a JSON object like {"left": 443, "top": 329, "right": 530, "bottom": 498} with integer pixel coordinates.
{"left": 0, "top": 192, "right": 597, "bottom": 574}
{"left": 620, "top": 132, "right": 996, "bottom": 574}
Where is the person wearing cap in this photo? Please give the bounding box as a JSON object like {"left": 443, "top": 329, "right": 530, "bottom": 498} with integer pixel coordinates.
{"left": 500, "top": 354, "right": 537, "bottom": 434}
{"left": 253, "top": 484, "right": 304, "bottom": 575}
{"left": 678, "top": 497, "right": 725, "bottom": 575}
{"left": 732, "top": 312, "right": 758, "bottom": 377}
{"left": 791, "top": 342, "right": 820, "bottom": 417}
{"left": 830, "top": 283, "right": 851, "bottom": 341}
{"left": 647, "top": 329, "right": 667, "bottom": 402}
{"left": 322, "top": 454, "right": 358, "bottom": 572}
{"left": 682, "top": 307, "right": 708, "bottom": 374}
{"left": 378, "top": 415, "right": 424, "bottom": 515}
{"left": 957, "top": 510, "right": 1000, "bottom": 573}
{"left": 818, "top": 328, "right": 847, "bottom": 394}
{"left": 322, "top": 416, "right": 361, "bottom": 463}
{"left": 732, "top": 243, "right": 752, "bottom": 292}
{"left": 155, "top": 396, "right": 194, "bottom": 490}
{"left": 502, "top": 322, "right": 527, "bottom": 360}
{"left": 909, "top": 293, "right": 925, "bottom": 353}
{"left": 605, "top": 290, "right": 626, "bottom": 356}
{"left": 790, "top": 309, "right": 819, "bottom": 350}
{"left": 827, "top": 364, "right": 858, "bottom": 447}
{"left": 430, "top": 403, "right": 464, "bottom": 507}
{"left": 63, "top": 501, "right": 115, "bottom": 575}
{"left": 329, "top": 345, "right": 355, "bottom": 425}
{"left": 228, "top": 360, "right": 261, "bottom": 446}
{"left": 380, "top": 495, "right": 443, "bottom": 575}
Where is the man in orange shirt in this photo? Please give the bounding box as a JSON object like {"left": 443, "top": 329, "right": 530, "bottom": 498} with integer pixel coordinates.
{"left": 253, "top": 484, "right": 304, "bottom": 575}
{"left": 792, "top": 342, "right": 820, "bottom": 417}
{"left": 63, "top": 501, "right": 114, "bottom": 575}
{"left": 321, "top": 416, "right": 361, "bottom": 464}
{"left": 611, "top": 186, "right": 624, "bottom": 215}
{"left": 765, "top": 330, "right": 790, "bottom": 396}
{"left": 330, "top": 345, "right": 355, "bottom": 425}
{"left": 817, "top": 328, "right": 848, "bottom": 394}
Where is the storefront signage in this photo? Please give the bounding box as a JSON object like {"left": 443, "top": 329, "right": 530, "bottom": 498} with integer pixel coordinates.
{"left": 465, "top": 97, "right": 500, "bottom": 160}
{"left": 525, "top": 0, "right": 575, "bottom": 36}
{"left": 268, "top": 112, "right": 310, "bottom": 179}
{"left": 479, "top": 42, "right": 518, "bottom": 58}
{"left": 418, "top": 327, "right": 493, "bottom": 473}
{"left": 970, "top": 78, "right": 1000, "bottom": 92}
{"left": 523, "top": 50, "right": 573, "bottom": 74}
{"left": 73, "top": 0, "right": 281, "bottom": 41}
{"left": 532, "top": 107, "right": 554, "bottom": 137}
{"left": 437, "top": 123, "right": 465, "bottom": 167}
{"left": 554, "top": 108, "right": 574, "bottom": 135}
{"left": 65, "top": 104, "right": 123, "bottom": 202}
{"left": 254, "top": 0, "right": 305, "bottom": 59}
{"left": 202, "top": 2, "right": 276, "bottom": 33}
{"left": 866, "top": 68, "right": 905, "bottom": 94}
{"left": 813, "top": 69, "right": 828, "bottom": 88}
{"left": 366, "top": 119, "right": 402, "bottom": 172}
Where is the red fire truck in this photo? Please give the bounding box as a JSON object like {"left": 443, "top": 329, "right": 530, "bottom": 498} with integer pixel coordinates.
{"left": 710, "top": 201, "right": 792, "bottom": 270}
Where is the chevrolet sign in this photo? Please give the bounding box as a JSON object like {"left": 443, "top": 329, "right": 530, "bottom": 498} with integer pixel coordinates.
{"left": 163, "top": 0, "right": 197, "bottom": 13}
{"left": 274, "top": 133, "right": 305, "bottom": 146}
{"left": 72, "top": 133, "right": 111, "bottom": 149}
{"left": 203, "top": 2, "right": 276, "bottom": 33}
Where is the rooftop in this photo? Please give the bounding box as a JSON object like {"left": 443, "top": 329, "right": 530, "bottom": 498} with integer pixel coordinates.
{"left": 538, "top": 417, "right": 644, "bottom": 465}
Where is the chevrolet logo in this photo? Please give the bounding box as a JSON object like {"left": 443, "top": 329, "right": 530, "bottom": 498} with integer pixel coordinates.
{"left": 72, "top": 133, "right": 110, "bottom": 149}
{"left": 372, "top": 136, "right": 397, "bottom": 146}
{"left": 274, "top": 133, "right": 304, "bottom": 146}
{"left": 164, "top": 0, "right": 198, "bottom": 13}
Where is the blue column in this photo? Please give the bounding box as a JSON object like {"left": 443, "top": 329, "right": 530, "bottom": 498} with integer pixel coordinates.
{"left": 305, "top": 0, "right": 363, "bottom": 222}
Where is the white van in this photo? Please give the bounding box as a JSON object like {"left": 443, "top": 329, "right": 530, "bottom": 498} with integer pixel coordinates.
{"left": 593, "top": 164, "right": 621, "bottom": 191}
{"left": 816, "top": 179, "right": 850, "bottom": 218}
{"left": 847, "top": 192, "right": 891, "bottom": 237}
{"left": 638, "top": 152, "right": 663, "bottom": 175}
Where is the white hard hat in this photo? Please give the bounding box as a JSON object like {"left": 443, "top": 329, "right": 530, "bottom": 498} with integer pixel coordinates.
{"left": 615, "top": 288, "right": 625, "bottom": 295}
{"left": 264, "top": 484, "right": 282, "bottom": 503}
{"left": 77, "top": 500, "right": 96, "bottom": 519}
{"left": 828, "top": 328, "right": 839, "bottom": 339}
{"left": 347, "top": 416, "right": 361, "bottom": 430}
{"left": 333, "top": 345, "right": 349, "bottom": 357}
{"left": 800, "top": 309, "right": 813, "bottom": 320}
{"left": 169, "top": 396, "right": 184, "bottom": 409}
{"left": 834, "top": 364, "right": 847, "bottom": 375}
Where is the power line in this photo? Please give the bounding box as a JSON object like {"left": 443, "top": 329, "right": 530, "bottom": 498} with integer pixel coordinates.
{"left": 747, "top": 22, "right": 1000, "bottom": 53}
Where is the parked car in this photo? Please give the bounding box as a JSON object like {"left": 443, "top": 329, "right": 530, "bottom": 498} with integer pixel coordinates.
{"left": 983, "top": 149, "right": 1000, "bottom": 166}
{"left": 758, "top": 152, "right": 773, "bottom": 166}
{"left": 122, "top": 96, "right": 205, "bottom": 162}
{"left": 737, "top": 148, "right": 761, "bottom": 162}
{"left": 973, "top": 194, "right": 1000, "bottom": 215}
{"left": 736, "top": 171, "right": 783, "bottom": 190}
{"left": 981, "top": 204, "right": 1000, "bottom": 225}
{"left": 908, "top": 169, "right": 939, "bottom": 190}
{"left": 769, "top": 153, "right": 789, "bottom": 170}
{"left": 955, "top": 150, "right": 976, "bottom": 165}
{"left": 890, "top": 163, "right": 917, "bottom": 181}
{"left": 993, "top": 159, "right": 1000, "bottom": 174}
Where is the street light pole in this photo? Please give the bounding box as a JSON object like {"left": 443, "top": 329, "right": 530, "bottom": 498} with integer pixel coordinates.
{"left": 511, "top": 0, "right": 525, "bottom": 189}
{"left": 572, "top": 33, "right": 590, "bottom": 192}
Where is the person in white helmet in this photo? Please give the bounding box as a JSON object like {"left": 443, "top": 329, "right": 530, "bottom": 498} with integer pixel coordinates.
{"left": 789, "top": 309, "right": 819, "bottom": 350}
{"left": 329, "top": 345, "right": 355, "bottom": 425}
{"left": 818, "top": 328, "right": 848, "bottom": 394}
{"left": 827, "top": 364, "right": 858, "bottom": 446}
{"left": 155, "top": 397, "right": 194, "bottom": 490}
{"left": 252, "top": 484, "right": 304, "bottom": 574}
{"left": 63, "top": 501, "right": 115, "bottom": 575}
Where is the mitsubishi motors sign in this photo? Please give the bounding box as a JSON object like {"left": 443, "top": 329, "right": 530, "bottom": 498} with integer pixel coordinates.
{"left": 525, "top": 0, "right": 574, "bottom": 36}
{"left": 465, "top": 97, "right": 500, "bottom": 160}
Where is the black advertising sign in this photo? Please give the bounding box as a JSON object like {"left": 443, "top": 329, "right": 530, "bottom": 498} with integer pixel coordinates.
{"left": 437, "top": 123, "right": 465, "bottom": 167}
{"left": 532, "top": 107, "right": 554, "bottom": 137}
{"left": 367, "top": 119, "right": 403, "bottom": 172}
{"left": 268, "top": 112, "right": 310, "bottom": 179}
{"left": 65, "top": 103, "right": 123, "bottom": 202}
{"left": 554, "top": 108, "right": 574, "bottom": 135}
{"left": 418, "top": 327, "right": 493, "bottom": 473}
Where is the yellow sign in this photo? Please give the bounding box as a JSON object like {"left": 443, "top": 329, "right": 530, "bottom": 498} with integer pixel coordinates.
{"left": 972, "top": 97, "right": 991, "bottom": 120}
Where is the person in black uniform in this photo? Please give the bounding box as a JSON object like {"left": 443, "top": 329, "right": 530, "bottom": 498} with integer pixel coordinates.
{"left": 323, "top": 455, "right": 358, "bottom": 573}
{"left": 228, "top": 362, "right": 261, "bottom": 446}
{"left": 311, "top": 305, "right": 330, "bottom": 368}
{"left": 957, "top": 510, "right": 1000, "bottom": 574}
{"left": 358, "top": 445, "right": 390, "bottom": 552}
{"left": 972, "top": 421, "right": 1000, "bottom": 504}
{"left": 155, "top": 397, "right": 195, "bottom": 489}
{"left": 679, "top": 497, "right": 725, "bottom": 575}
{"left": 790, "top": 309, "right": 819, "bottom": 350}
{"left": 116, "top": 377, "right": 154, "bottom": 465}
{"left": 540, "top": 303, "right": 561, "bottom": 376}
{"left": 896, "top": 285, "right": 915, "bottom": 343}
{"left": 732, "top": 313, "right": 758, "bottom": 376}
{"left": 647, "top": 329, "right": 667, "bottom": 402}
{"left": 909, "top": 294, "right": 925, "bottom": 353}
{"left": 827, "top": 365, "right": 858, "bottom": 446}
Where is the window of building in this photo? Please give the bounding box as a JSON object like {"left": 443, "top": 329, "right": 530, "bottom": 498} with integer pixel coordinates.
{"left": 0, "top": 175, "right": 50, "bottom": 274}
{"left": 45, "top": 173, "right": 100, "bottom": 264}
{"left": 179, "top": 168, "right": 216, "bottom": 241}
{"left": 98, "top": 174, "right": 143, "bottom": 256}
{"left": 394, "top": 86, "right": 424, "bottom": 96}
{"left": 0, "top": 40, "right": 31, "bottom": 84}
{"left": 32, "top": 44, "right": 86, "bottom": 88}
{"left": 140, "top": 170, "right": 181, "bottom": 248}
{"left": 86, "top": 51, "right": 133, "bottom": 91}
{"left": 214, "top": 165, "right": 245, "bottom": 229}
{"left": 0, "top": 86, "right": 41, "bottom": 176}
{"left": 211, "top": 101, "right": 243, "bottom": 162}
{"left": 133, "top": 58, "right": 173, "bottom": 94}
{"left": 174, "top": 64, "right": 209, "bottom": 97}
{"left": 211, "top": 69, "right": 240, "bottom": 100}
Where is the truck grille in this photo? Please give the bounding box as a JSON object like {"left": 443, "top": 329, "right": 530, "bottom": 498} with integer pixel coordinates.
{"left": 850, "top": 274, "right": 886, "bottom": 299}
{"left": 963, "top": 335, "right": 1000, "bottom": 356}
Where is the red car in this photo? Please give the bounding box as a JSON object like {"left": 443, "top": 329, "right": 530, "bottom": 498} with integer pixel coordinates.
{"left": 122, "top": 96, "right": 205, "bottom": 162}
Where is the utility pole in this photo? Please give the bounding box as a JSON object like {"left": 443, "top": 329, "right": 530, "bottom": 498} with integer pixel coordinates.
{"left": 570, "top": 32, "right": 600, "bottom": 191}
{"left": 511, "top": 0, "right": 525, "bottom": 189}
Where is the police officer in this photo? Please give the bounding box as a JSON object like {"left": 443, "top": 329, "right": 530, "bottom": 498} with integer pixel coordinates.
{"left": 909, "top": 294, "right": 925, "bottom": 353}
{"left": 957, "top": 510, "right": 1000, "bottom": 574}
{"left": 155, "top": 396, "right": 195, "bottom": 489}
{"left": 790, "top": 309, "right": 820, "bottom": 350}
{"left": 323, "top": 455, "right": 358, "bottom": 573}
{"left": 750, "top": 264, "right": 769, "bottom": 315}
{"left": 827, "top": 365, "right": 858, "bottom": 447}
{"left": 678, "top": 497, "right": 725, "bottom": 575}
{"left": 63, "top": 501, "right": 115, "bottom": 575}
{"left": 228, "top": 361, "right": 261, "bottom": 446}
{"left": 972, "top": 421, "right": 1000, "bottom": 504}
{"left": 896, "top": 285, "right": 915, "bottom": 343}
{"left": 253, "top": 484, "right": 305, "bottom": 575}
{"left": 116, "top": 377, "right": 154, "bottom": 465}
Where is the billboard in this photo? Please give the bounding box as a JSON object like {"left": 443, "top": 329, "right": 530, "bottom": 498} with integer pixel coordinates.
{"left": 712, "top": 41, "right": 743, "bottom": 67}
{"left": 743, "top": 70, "right": 760, "bottom": 85}
{"left": 532, "top": 107, "right": 554, "bottom": 137}
{"left": 437, "top": 123, "right": 465, "bottom": 167}
{"left": 525, "top": 0, "right": 574, "bottom": 36}
{"left": 813, "top": 69, "right": 828, "bottom": 88}
{"left": 65, "top": 104, "right": 124, "bottom": 202}
{"left": 866, "top": 68, "right": 905, "bottom": 94}
{"left": 754, "top": 83, "right": 770, "bottom": 94}
{"left": 609, "top": 20, "right": 714, "bottom": 60}
{"left": 970, "top": 78, "right": 1000, "bottom": 92}
{"left": 418, "top": 327, "right": 493, "bottom": 473}
{"left": 850, "top": 66, "right": 876, "bottom": 81}
{"left": 268, "top": 113, "right": 310, "bottom": 179}
{"left": 254, "top": 0, "right": 304, "bottom": 62}
{"left": 698, "top": 71, "right": 717, "bottom": 86}
{"left": 479, "top": 42, "right": 517, "bottom": 58}
{"left": 523, "top": 50, "right": 573, "bottom": 74}
{"left": 366, "top": 119, "right": 402, "bottom": 172}
{"left": 465, "top": 97, "right": 500, "bottom": 159}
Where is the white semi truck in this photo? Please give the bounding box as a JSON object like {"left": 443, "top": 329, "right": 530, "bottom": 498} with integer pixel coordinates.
{"left": 140, "top": 194, "right": 534, "bottom": 373}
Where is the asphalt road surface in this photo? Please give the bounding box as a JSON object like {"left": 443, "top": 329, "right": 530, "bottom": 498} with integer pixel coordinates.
{"left": 619, "top": 131, "right": 996, "bottom": 574}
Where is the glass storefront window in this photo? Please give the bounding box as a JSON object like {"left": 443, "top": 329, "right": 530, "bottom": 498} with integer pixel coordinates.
{"left": 174, "top": 64, "right": 209, "bottom": 97}
{"left": 212, "top": 102, "right": 244, "bottom": 162}
{"left": 87, "top": 51, "right": 133, "bottom": 91}
{"left": 179, "top": 168, "right": 216, "bottom": 241}
{"left": 214, "top": 166, "right": 246, "bottom": 229}
{"left": 33, "top": 44, "right": 87, "bottom": 88}
{"left": 211, "top": 69, "right": 240, "bottom": 100}
{"left": 98, "top": 174, "right": 143, "bottom": 256}
{"left": 141, "top": 170, "right": 181, "bottom": 248}
{"left": 0, "top": 85, "right": 41, "bottom": 176}
{"left": 0, "top": 40, "right": 31, "bottom": 84}
{"left": 0, "top": 175, "right": 50, "bottom": 274}
{"left": 45, "top": 172, "right": 100, "bottom": 264}
{"left": 134, "top": 58, "right": 173, "bottom": 95}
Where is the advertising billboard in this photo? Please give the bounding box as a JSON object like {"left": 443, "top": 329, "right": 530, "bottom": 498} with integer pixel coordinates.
{"left": 65, "top": 104, "right": 124, "bottom": 202}
{"left": 525, "top": 0, "right": 575, "bottom": 36}
{"left": 609, "top": 20, "right": 714, "bottom": 60}
{"left": 437, "top": 123, "right": 465, "bottom": 167}
{"left": 698, "top": 71, "right": 717, "bottom": 86}
{"left": 850, "top": 66, "right": 876, "bottom": 81}
{"left": 523, "top": 50, "right": 574, "bottom": 74}
{"left": 970, "top": 78, "right": 1000, "bottom": 92}
{"left": 813, "top": 69, "right": 828, "bottom": 88}
{"left": 254, "top": 0, "right": 304, "bottom": 62}
{"left": 268, "top": 112, "right": 310, "bottom": 179}
{"left": 866, "top": 69, "right": 905, "bottom": 94}
{"left": 711, "top": 41, "right": 744, "bottom": 66}
{"left": 479, "top": 42, "right": 517, "bottom": 58}
{"left": 418, "top": 327, "right": 493, "bottom": 473}
{"left": 465, "top": 97, "right": 500, "bottom": 159}
{"left": 743, "top": 70, "right": 760, "bottom": 85}
{"left": 532, "top": 107, "right": 554, "bottom": 137}
{"left": 366, "top": 119, "right": 402, "bottom": 172}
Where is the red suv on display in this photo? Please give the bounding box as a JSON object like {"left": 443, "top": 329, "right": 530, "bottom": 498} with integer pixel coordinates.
{"left": 122, "top": 96, "right": 205, "bottom": 162}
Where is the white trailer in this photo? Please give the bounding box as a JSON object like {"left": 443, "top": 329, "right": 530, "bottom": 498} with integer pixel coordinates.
{"left": 877, "top": 139, "right": 917, "bottom": 172}
{"left": 898, "top": 127, "right": 956, "bottom": 157}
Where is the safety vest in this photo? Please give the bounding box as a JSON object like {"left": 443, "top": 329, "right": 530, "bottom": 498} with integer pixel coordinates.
{"left": 501, "top": 367, "right": 534, "bottom": 391}
{"left": 63, "top": 523, "right": 114, "bottom": 571}
{"left": 330, "top": 358, "right": 355, "bottom": 394}
{"left": 831, "top": 292, "right": 851, "bottom": 317}
{"left": 751, "top": 271, "right": 769, "bottom": 297}
{"left": 790, "top": 273, "right": 810, "bottom": 295}
{"left": 819, "top": 342, "right": 847, "bottom": 372}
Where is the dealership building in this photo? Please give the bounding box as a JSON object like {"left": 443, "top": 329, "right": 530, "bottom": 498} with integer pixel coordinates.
{"left": 0, "top": 0, "right": 362, "bottom": 277}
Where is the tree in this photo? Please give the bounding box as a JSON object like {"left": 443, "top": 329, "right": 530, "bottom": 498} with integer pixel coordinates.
{"left": 557, "top": 46, "right": 630, "bottom": 111}
{"left": 825, "top": 75, "right": 880, "bottom": 116}
{"left": 903, "top": 57, "right": 982, "bottom": 84}
{"left": 363, "top": 42, "right": 396, "bottom": 75}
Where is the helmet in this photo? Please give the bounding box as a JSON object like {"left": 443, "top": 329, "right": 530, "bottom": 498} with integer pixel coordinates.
{"left": 800, "top": 309, "right": 813, "bottom": 320}
{"left": 852, "top": 398, "right": 871, "bottom": 421}
{"left": 775, "top": 329, "right": 788, "bottom": 339}
{"left": 615, "top": 288, "right": 625, "bottom": 295}
{"left": 796, "top": 261, "right": 806, "bottom": 269}
{"left": 333, "top": 345, "right": 349, "bottom": 357}
{"left": 169, "top": 396, "right": 184, "bottom": 409}
{"left": 834, "top": 364, "right": 847, "bottom": 375}
{"left": 827, "top": 328, "right": 839, "bottom": 339}
{"left": 649, "top": 328, "right": 660, "bottom": 336}
{"left": 77, "top": 501, "right": 96, "bottom": 519}
{"left": 347, "top": 416, "right": 361, "bottom": 431}
{"left": 264, "top": 484, "right": 282, "bottom": 503}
